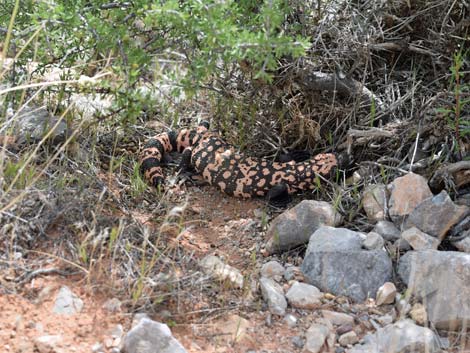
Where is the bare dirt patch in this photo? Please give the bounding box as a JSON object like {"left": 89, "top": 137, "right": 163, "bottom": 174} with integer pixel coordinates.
{"left": 0, "top": 277, "right": 129, "bottom": 353}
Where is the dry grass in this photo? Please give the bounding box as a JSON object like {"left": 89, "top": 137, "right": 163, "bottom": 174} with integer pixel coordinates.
{"left": 0, "top": 0, "right": 468, "bottom": 350}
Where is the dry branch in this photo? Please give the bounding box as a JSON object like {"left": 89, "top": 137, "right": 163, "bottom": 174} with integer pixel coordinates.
{"left": 297, "top": 70, "right": 384, "bottom": 109}
{"left": 429, "top": 161, "right": 470, "bottom": 191}
{"left": 368, "top": 42, "right": 437, "bottom": 57}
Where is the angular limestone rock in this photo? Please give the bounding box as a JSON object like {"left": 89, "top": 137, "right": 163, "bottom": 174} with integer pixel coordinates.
{"left": 388, "top": 173, "right": 432, "bottom": 223}
{"left": 265, "top": 200, "right": 342, "bottom": 254}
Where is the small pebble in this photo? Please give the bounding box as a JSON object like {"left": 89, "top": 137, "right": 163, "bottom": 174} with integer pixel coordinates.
{"left": 292, "top": 336, "right": 304, "bottom": 349}
{"left": 283, "top": 314, "right": 297, "bottom": 328}
{"left": 265, "top": 312, "right": 273, "bottom": 327}
{"left": 336, "top": 323, "right": 353, "bottom": 335}
{"left": 91, "top": 343, "right": 104, "bottom": 353}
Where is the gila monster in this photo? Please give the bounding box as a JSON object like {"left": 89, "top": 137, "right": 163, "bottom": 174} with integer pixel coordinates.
{"left": 139, "top": 121, "right": 337, "bottom": 201}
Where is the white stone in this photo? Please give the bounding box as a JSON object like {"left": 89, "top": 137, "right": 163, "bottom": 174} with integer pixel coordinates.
{"left": 376, "top": 282, "right": 396, "bottom": 305}
{"left": 53, "top": 286, "right": 83, "bottom": 315}
{"left": 303, "top": 323, "right": 330, "bottom": 353}
{"left": 321, "top": 310, "right": 354, "bottom": 326}
{"left": 338, "top": 331, "right": 359, "bottom": 346}
{"left": 200, "top": 255, "right": 244, "bottom": 289}
{"left": 123, "top": 318, "right": 187, "bottom": 353}
{"left": 285, "top": 282, "right": 322, "bottom": 309}
{"left": 259, "top": 277, "right": 287, "bottom": 316}
{"left": 34, "top": 335, "right": 63, "bottom": 353}
{"left": 284, "top": 314, "right": 298, "bottom": 328}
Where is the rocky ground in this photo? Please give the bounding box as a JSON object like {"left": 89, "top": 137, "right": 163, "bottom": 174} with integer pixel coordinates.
{"left": 1, "top": 156, "right": 469, "bottom": 352}
{"left": 1, "top": 1, "right": 469, "bottom": 350}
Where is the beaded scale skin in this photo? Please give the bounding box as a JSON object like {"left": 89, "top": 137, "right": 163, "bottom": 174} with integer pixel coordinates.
{"left": 140, "top": 121, "right": 337, "bottom": 199}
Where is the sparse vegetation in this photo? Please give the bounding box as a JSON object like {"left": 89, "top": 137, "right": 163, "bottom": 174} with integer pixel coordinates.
{"left": 0, "top": 0, "right": 469, "bottom": 351}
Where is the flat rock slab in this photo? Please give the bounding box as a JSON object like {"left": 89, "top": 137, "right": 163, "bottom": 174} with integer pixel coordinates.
{"left": 348, "top": 319, "right": 440, "bottom": 353}
{"left": 301, "top": 227, "right": 392, "bottom": 302}
{"left": 53, "top": 286, "right": 83, "bottom": 315}
{"left": 122, "top": 318, "right": 187, "bottom": 353}
{"left": 388, "top": 173, "right": 432, "bottom": 223}
{"left": 265, "top": 200, "right": 342, "bottom": 254}
{"left": 404, "top": 190, "right": 469, "bottom": 240}
{"left": 321, "top": 310, "right": 354, "bottom": 326}
{"left": 400, "top": 227, "right": 440, "bottom": 250}
{"left": 211, "top": 314, "right": 250, "bottom": 345}
{"left": 34, "top": 335, "right": 63, "bottom": 353}
{"left": 398, "top": 250, "right": 470, "bottom": 331}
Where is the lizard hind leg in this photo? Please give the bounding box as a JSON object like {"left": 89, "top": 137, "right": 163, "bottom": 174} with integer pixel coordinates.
{"left": 176, "top": 147, "right": 202, "bottom": 185}
{"left": 267, "top": 183, "right": 292, "bottom": 208}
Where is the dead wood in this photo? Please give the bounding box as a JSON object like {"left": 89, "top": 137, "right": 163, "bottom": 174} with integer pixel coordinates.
{"left": 429, "top": 161, "right": 470, "bottom": 192}
{"left": 296, "top": 70, "right": 384, "bottom": 110}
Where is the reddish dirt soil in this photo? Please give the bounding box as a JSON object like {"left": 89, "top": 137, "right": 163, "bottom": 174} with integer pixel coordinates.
{"left": 0, "top": 277, "right": 129, "bottom": 353}
{"left": 1, "top": 185, "right": 305, "bottom": 353}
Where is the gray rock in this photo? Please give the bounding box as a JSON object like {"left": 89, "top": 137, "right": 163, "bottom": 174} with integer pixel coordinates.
{"left": 304, "top": 323, "right": 330, "bottom": 353}
{"left": 393, "top": 238, "right": 411, "bottom": 252}
{"left": 91, "top": 342, "right": 104, "bottom": 353}
{"left": 109, "top": 324, "right": 124, "bottom": 338}
{"left": 362, "top": 184, "right": 388, "bottom": 222}
{"left": 339, "top": 331, "right": 359, "bottom": 346}
{"left": 283, "top": 313, "right": 298, "bottom": 328}
{"left": 131, "top": 313, "right": 150, "bottom": 328}
{"left": 292, "top": 336, "right": 304, "bottom": 349}
{"left": 11, "top": 105, "right": 68, "bottom": 144}
{"left": 437, "top": 336, "right": 450, "bottom": 350}
{"left": 451, "top": 231, "right": 470, "bottom": 252}
{"left": 448, "top": 216, "right": 470, "bottom": 252}
{"left": 260, "top": 260, "right": 285, "bottom": 281}
{"left": 375, "top": 282, "right": 396, "bottom": 306}
{"left": 122, "top": 318, "right": 187, "bottom": 353}
{"left": 400, "top": 227, "right": 440, "bottom": 250}
{"left": 53, "top": 286, "right": 83, "bottom": 315}
{"left": 284, "top": 265, "right": 303, "bottom": 281}
{"left": 362, "top": 232, "right": 384, "bottom": 250}
{"left": 348, "top": 319, "right": 440, "bottom": 353}
{"left": 285, "top": 281, "right": 322, "bottom": 309}
{"left": 265, "top": 200, "right": 342, "bottom": 253}
{"left": 337, "top": 323, "right": 353, "bottom": 335}
{"left": 321, "top": 310, "right": 354, "bottom": 326}
{"left": 259, "top": 277, "right": 287, "bottom": 316}
{"left": 265, "top": 312, "right": 273, "bottom": 327}
{"left": 102, "top": 298, "right": 122, "bottom": 313}
{"left": 376, "top": 314, "right": 394, "bottom": 326}
{"left": 200, "top": 255, "right": 244, "bottom": 288}
{"left": 404, "top": 191, "right": 469, "bottom": 240}
{"left": 373, "top": 221, "right": 400, "bottom": 242}
{"left": 398, "top": 250, "right": 470, "bottom": 330}
{"left": 301, "top": 227, "right": 392, "bottom": 302}
{"left": 34, "top": 335, "right": 63, "bottom": 353}
{"left": 388, "top": 173, "right": 433, "bottom": 223}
